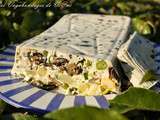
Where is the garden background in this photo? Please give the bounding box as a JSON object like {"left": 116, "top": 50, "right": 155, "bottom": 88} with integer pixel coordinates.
{"left": 0, "top": 0, "right": 160, "bottom": 120}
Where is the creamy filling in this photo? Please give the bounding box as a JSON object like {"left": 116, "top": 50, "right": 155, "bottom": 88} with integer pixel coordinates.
{"left": 12, "top": 48, "right": 119, "bottom": 95}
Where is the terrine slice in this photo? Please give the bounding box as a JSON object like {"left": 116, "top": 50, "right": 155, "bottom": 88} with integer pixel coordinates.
{"left": 11, "top": 14, "right": 131, "bottom": 95}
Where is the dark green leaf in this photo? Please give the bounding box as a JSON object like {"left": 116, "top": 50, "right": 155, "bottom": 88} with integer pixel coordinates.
{"left": 132, "top": 18, "right": 152, "bottom": 35}
{"left": 21, "top": 10, "right": 44, "bottom": 32}
{"left": 12, "top": 113, "right": 38, "bottom": 120}
{"left": 44, "top": 106, "right": 128, "bottom": 120}
{"left": 0, "top": 9, "right": 11, "bottom": 16}
{"left": 1, "top": 113, "right": 39, "bottom": 120}
{"left": 110, "top": 87, "right": 160, "bottom": 113}
{"left": 0, "top": 99, "right": 6, "bottom": 115}
{"left": 13, "top": 22, "right": 20, "bottom": 30}
{"left": 1, "top": 17, "right": 12, "bottom": 30}
{"left": 116, "top": 2, "right": 132, "bottom": 14}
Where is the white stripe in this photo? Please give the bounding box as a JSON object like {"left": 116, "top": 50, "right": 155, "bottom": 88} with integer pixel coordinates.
{"left": 0, "top": 61, "right": 13, "bottom": 65}
{"left": 10, "top": 87, "right": 40, "bottom": 102}
{"left": 0, "top": 76, "right": 17, "bottom": 81}
{"left": 155, "top": 56, "right": 160, "bottom": 60}
{"left": 30, "top": 92, "right": 56, "bottom": 109}
{"left": 0, "top": 70, "right": 11, "bottom": 73}
{"left": 0, "top": 82, "right": 27, "bottom": 93}
{"left": 104, "top": 94, "right": 117, "bottom": 100}
{"left": 155, "top": 46, "right": 160, "bottom": 49}
{"left": 59, "top": 96, "right": 75, "bottom": 109}
{"left": 85, "top": 96, "right": 100, "bottom": 107}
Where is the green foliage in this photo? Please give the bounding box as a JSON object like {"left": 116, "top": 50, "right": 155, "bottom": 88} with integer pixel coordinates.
{"left": 1, "top": 113, "right": 39, "bottom": 120}
{"left": 0, "top": 0, "right": 160, "bottom": 50}
{"left": 0, "top": 99, "right": 6, "bottom": 115}
{"left": 44, "top": 106, "right": 128, "bottom": 120}
{"left": 110, "top": 87, "right": 160, "bottom": 113}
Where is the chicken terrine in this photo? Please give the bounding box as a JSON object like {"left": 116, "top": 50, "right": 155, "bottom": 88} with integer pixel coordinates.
{"left": 11, "top": 14, "right": 131, "bottom": 95}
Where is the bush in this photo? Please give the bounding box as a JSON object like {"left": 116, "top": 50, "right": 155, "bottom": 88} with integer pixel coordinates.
{"left": 0, "top": 0, "right": 160, "bottom": 50}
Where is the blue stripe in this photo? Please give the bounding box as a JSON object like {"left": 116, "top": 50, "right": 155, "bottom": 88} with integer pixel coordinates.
{"left": 0, "top": 51, "right": 15, "bottom": 56}
{"left": 0, "top": 72, "right": 11, "bottom": 76}
{"left": 3, "top": 85, "right": 33, "bottom": 97}
{"left": 0, "top": 58, "right": 14, "bottom": 62}
{"left": 153, "top": 82, "right": 160, "bottom": 88}
{"left": 155, "top": 52, "right": 160, "bottom": 56}
{"left": 0, "top": 65, "right": 12, "bottom": 70}
{"left": 150, "top": 82, "right": 160, "bottom": 92}
{"left": 155, "top": 59, "right": 160, "bottom": 63}
{"left": 0, "top": 79, "right": 21, "bottom": 86}
{"left": 74, "top": 96, "right": 86, "bottom": 106}
{"left": 20, "top": 90, "right": 47, "bottom": 105}
{"left": 154, "top": 44, "right": 160, "bottom": 48}
{"left": 94, "top": 96, "right": 109, "bottom": 109}
{"left": 46, "top": 94, "right": 65, "bottom": 111}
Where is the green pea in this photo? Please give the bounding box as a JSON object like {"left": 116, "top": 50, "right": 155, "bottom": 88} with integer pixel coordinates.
{"left": 96, "top": 59, "right": 107, "bottom": 70}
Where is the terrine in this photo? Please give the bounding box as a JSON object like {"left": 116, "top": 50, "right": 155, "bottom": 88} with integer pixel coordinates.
{"left": 11, "top": 14, "right": 131, "bottom": 95}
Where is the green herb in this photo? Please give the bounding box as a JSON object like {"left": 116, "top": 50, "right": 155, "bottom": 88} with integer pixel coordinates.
{"left": 63, "top": 83, "right": 69, "bottom": 89}
{"left": 85, "top": 60, "right": 92, "bottom": 67}
{"left": 43, "top": 50, "right": 48, "bottom": 57}
{"left": 83, "top": 72, "right": 89, "bottom": 80}
{"left": 96, "top": 59, "right": 107, "bottom": 70}
{"left": 140, "top": 70, "right": 157, "bottom": 84}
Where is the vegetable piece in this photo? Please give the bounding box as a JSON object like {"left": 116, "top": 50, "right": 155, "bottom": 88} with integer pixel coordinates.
{"left": 62, "top": 83, "right": 69, "bottom": 89}
{"left": 37, "top": 66, "right": 47, "bottom": 76}
{"left": 28, "top": 52, "right": 46, "bottom": 65}
{"left": 43, "top": 50, "right": 48, "bottom": 57}
{"left": 96, "top": 59, "right": 107, "bottom": 70}
{"left": 68, "top": 87, "right": 78, "bottom": 95}
{"left": 141, "top": 70, "right": 157, "bottom": 84}
{"left": 53, "top": 58, "right": 69, "bottom": 67}
{"left": 49, "top": 55, "right": 55, "bottom": 64}
{"left": 85, "top": 59, "right": 92, "bottom": 67}
{"left": 100, "top": 85, "right": 110, "bottom": 94}
{"left": 83, "top": 72, "right": 89, "bottom": 80}
{"left": 65, "top": 63, "right": 83, "bottom": 76}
